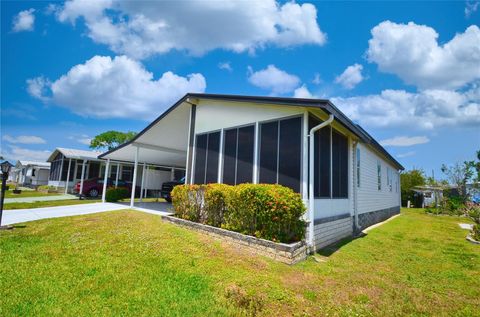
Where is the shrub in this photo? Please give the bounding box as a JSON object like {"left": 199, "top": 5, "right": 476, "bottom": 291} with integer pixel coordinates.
{"left": 171, "top": 183, "right": 306, "bottom": 243}
{"left": 464, "top": 202, "right": 480, "bottom": 241}
{"left": 105, "top": 187, "right": 129, "bottom": 202}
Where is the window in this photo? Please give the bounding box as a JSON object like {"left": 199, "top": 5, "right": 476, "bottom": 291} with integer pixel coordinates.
{"left": 387, "top": 167, "right": 392, "bottom": 192}
{"left": 309, "top": 115, "right": 348, "bottom": 198}
{"left": 259, "top": 117, "right": 302, "bottom": 192}
{"left": 332, "top": 130, "right": 348, "bottom": 198}
{"left": 32, "top": 169, "right": 36, "bottom": 177}
{"left": 194, "top": 131, "right": 220, "bottom": 184}
{"left": 356, "top": 147, "right": 360, "bottom": 187}
{"left": 377, "top": 161, "right": 382, "bottom": 190}
{"left": 122, "top": 165, "right": 133, "bottom": 181}
{"left": 49, "top": 153, "right": 64, "bottom": 181}
{"left": 223, "top": 125, "right": 255, "bottom": 185}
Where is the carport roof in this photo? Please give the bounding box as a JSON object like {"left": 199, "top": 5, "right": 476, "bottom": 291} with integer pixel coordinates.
{"left": 99, "top": 93, "right": 404, "bottom": 170}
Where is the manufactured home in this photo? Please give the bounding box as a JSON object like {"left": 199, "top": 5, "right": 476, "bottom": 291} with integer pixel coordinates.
{"left": 47, "top": 147, "right": 184, "bottom": 197}
{"left": 13, "top": 160, "right": 51, "bottom": 187}
{"left": 99, "top": 94, "right": 403, "bottom": 250}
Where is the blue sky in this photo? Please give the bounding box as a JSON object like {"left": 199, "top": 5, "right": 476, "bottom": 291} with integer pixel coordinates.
{"left": 1, "top": 0, "right": 479, "bottom": 180}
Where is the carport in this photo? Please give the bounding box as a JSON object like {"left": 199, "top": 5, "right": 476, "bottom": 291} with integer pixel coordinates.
{"left": 98, "top": 98, "right": 194, "bottom": 209}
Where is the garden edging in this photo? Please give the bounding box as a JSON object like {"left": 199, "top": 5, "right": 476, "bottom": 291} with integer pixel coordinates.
{"left": 161, "top": 215, "right": 308, "bottom": 264}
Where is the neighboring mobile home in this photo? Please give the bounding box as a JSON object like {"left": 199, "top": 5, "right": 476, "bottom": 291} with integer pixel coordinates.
{"left": 13, "top": 160, "right": 51, "bottom": 187}
{"left": 47, "top": 147, "right": 184, "bottom": 197}
{"left": 99, "top": 94, "right": 404, "bottom": 251}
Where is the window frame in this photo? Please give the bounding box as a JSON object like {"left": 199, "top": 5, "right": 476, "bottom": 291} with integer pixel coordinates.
{"left": 222, "top": 123, "right": 256, "bottom": 185}
{"left": 377, "top": 161, "right": 382, "bottom": 191}
{"left": 193, "top": 129, "right": 222, "bottom": 184}
{"left": 356, "top": 147, "right": 360, "bottom": 188}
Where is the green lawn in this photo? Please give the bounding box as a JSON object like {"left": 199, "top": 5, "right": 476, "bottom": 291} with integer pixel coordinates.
{"left": 3, "top": 199, "right": 101, "bottom": 210}
{"left": 0, "top": 208, "right": 478, "bottom": 316}
{"left": 3, "top": 189, "right": 59, "bottom": 198}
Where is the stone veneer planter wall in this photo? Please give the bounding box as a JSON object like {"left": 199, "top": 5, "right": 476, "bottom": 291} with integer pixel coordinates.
{"left": 161, "top": 215, "right": 308, "bottom": 265}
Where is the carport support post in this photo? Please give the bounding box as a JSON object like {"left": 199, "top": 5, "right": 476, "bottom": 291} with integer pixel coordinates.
{"left": 115, "top": 163, "right": 120, "bottom": 188}
{"left": 130, "top": 147, "right": 139, "bottom": 208}
{"left": 140, "top": 162, "right": 146, "bottom": 202}
{"left": 79, "top": 160, "right": 86, "bottom": 199}
{"left": 101, "top": 159, "right": 110, "bottom": 203}
{"left": 64, "top": 158, "right": 72, "bottom": 194}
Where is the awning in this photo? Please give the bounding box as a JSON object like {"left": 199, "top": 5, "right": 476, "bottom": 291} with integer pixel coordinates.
{"left": 99, "top": 100, "right": 191, "bottom": 167}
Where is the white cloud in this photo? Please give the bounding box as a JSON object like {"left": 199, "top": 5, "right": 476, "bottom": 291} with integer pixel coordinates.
{"left": 335, "top": 63, "right": 364, "bottom": 89}
{"left": 26, "top": 76, "right": 51, "bottom": 102}
{"left": 380, "top": 136, "right": 430, "bottom": 147}
{"left": 2, "top": 145, "right": 50, "bottom": 162}
{"left": 27, "top": 55, "right": 206, "bottom": 120}
{"left": 248, "top": 64, "right": 300, "bottom": 94}
{"left": 78, "top": 137, "right": 92, "bottom": 145}
{"left": 12, "top": 8, "right": 35, "bottom": 32}
{"left": 293, "top": 85, "right": 314, "bottom": 98}
{"left": 366, "top": 21, "right": 480, "bottom": 90}
{"left": 397, "top": 151, "right": 416, "bottom": 158}
{"left": 218, "top": 62, "right": 233, "bottom": 72}
{"left": 2, "top": 135, "right": 46, "bottom": 144}
{"left": 55, "top": 0, "right": 327, "bottom": 59}
{"left": 312, "top": 73, "right": 322, "bottom": 84}
{"left": 465, "top": 0, "right": 479, "bottom": 18}
{"left": 331, "top": 85, "right": 480, "bottom": 130}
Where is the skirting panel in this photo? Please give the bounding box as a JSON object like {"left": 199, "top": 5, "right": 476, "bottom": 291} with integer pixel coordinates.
{"left": 311, "top": 215, "right": 353, "bottom": 250}
{"left": 357, "top": 206, "right": 400, "bottom": 230}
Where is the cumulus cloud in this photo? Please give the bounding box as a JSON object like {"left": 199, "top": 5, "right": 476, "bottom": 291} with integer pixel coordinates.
{"left": 26, "top": 76, "right": 51, "bottom": 102}
{"left": 331, "top": 85, "right": 480, "bottom": 130}
{"left": 12, "top": 8, "right": 35, "bottom": 32}
{"left": 380, "top": 136, "right": 430, "bottom": 147}
{"left": 1, "top": 145, "right": 50, "bottom": 162}
{"left": 293, "top": 85, "right": 314, "bottom": 98}
{"left": 367, "top": 21, "right": 480, "bottom": 90}
{"left": 335, "top": 63, "right": 364, "bottom": 89}
{"left": 218, "top": 62, "right": 233, "bottom": 72}
{"left": 248, "top": 65, "right": 300, "bottom": 94}
{"left": 27, "top": 55, "right": 206, "bottom": 120}
{"left": 2, "top": 135, "right": 46, "bottom": 144}
{"left": 54, "top": 0, "right": 326, "bottom": 59}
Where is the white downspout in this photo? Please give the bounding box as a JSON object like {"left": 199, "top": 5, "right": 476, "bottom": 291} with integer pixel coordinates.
{"left": 101, "top": 159, "right": 110, "bottom": 203}
{"left": 308, "top": 114, "right": 334, "bottom": 249}
{"left": 353, "top": 141, "right": 359, "bottom": 232}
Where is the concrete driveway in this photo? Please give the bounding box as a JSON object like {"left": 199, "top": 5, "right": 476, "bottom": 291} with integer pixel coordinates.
{"left": 2, "top": 202, "right": 174, "bottom": 226}
{"left": 1, "top": 203, "right": 127, "bottom": 226}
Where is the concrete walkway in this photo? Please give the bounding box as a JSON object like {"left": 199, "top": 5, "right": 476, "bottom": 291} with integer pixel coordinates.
{"left": 5, "top": 194, "right": 77, "bottom": 204}
{"left": 2, "top": 202, "right": 173, "bottom": 226}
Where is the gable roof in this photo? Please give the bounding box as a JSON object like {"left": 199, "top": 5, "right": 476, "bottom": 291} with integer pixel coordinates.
{"left": 47, "top": 148, "right": 103, "bottom": 162}
{"left": 100, "top": 93, "right": 404, "bottom": 170}
{"left": 16, "top": 160, "right": 51, "bottom": 168}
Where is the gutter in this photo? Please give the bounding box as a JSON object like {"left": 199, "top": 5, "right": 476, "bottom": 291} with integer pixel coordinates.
{"left": 308, "top": 114, "right": 334, "bottom": 249}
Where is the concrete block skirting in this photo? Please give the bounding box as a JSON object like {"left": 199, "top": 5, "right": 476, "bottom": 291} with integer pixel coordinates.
{"left": 161, "top": 215, "right": 308, "bottom": 265}
{"left": 310, "top": 214, "right": 353, "bottom": 251}
{"left": 357, "top": 206, "right": 400, "bottom": 230}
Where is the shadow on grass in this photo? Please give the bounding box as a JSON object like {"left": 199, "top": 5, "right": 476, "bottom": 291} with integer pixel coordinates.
{"left": 317, "top": 232, "right": 367, "bottom": 257}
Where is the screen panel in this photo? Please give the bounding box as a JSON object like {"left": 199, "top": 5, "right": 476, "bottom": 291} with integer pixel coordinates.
{"left": 278, "top": 117, "right": 302, "bottom": 192}
{"left": 332, "top": 130, "right": 348, "bottom": 198}
{"left": 194, "top": 134, "right": 207, "bottom": 184}
{"left": 222, "top": 128, "right": 237, "bottom": 185}
{"left": 236, "top": 125, "right": 255, "bottom": 184}
{"left": 259, "top": 121, "right": 279, "bottom": 184}
{"left": 205, "top": 132, "right": 220, "bottom": 183}
{"left": 318, "top": 126, "right": 331, "bottom": 197}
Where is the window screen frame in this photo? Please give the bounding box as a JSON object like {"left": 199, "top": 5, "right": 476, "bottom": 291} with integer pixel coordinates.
{"left": 193, "top": 129, "right": 221, "bottom": 184}
{"left": 258, "top": 115, "right": 303, "bottom": 193}
{"left": 222, "top": 123, "right": 255, "bottom": 185}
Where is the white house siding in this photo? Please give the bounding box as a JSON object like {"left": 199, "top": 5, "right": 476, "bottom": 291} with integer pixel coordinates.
{"left": 355, "top": 143, "right": 401, "bottom": 229}
{"left": 195, "top": 100, "right": 304, "bottom": 134}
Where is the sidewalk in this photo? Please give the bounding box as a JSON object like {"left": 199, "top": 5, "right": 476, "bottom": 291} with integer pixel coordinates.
{"left": 4, "top": 194, "right": 78, "bottom": 204}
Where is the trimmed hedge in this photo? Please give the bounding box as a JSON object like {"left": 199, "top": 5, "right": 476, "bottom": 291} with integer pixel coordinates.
{"left": 171, "top": 183, "right": 306, "bottom": 243}
{"left": 105, "top": 187, "right": 129, "bottom": 202}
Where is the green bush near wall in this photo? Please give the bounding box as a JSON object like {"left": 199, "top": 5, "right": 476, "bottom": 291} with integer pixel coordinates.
{"left": 105, "top": 187, "right": 129, "bottom": 202}
{"left": 171, "top": 183, "right": 306, "bottom": 243}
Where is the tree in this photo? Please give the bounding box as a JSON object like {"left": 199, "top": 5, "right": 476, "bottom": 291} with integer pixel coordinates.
{"left": 89, "top": 131, "right": 137, "bottom": 151}
{"left": 400, "top": 169, "right": 426, "bottom": 206}
{"left": 441, "top": 149, "right": 480, "bottom": 199}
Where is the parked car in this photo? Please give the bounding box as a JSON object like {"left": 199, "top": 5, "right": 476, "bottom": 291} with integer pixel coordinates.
{"left": 160, "top": 177, "right": 185, "bottom": 203}
{"left": 74, "top": 178, "right": 131, "bottom": 197}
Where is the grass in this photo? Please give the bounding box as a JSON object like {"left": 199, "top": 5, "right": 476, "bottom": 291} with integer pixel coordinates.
{"left": 3, "top": 199, "right": 101, "bottom": 210}
{"left": 0, "top": 208, "right": 478, "bottom": 316}
{"left": 3, "top": 188, "right": 59, "bottom": 199}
